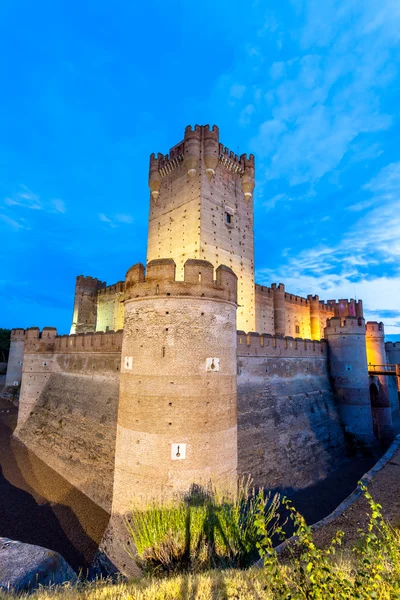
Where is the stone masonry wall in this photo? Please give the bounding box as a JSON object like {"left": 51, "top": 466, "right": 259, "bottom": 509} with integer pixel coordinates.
{"left": 15, "top": 330, "right": 122, "bottom": 512}
{"left": 96, "top": 282, "right": 125, "bottom": 333}
{"left": 237, "top": 333, "right": 347, "bottom": 490}
{"left": 15, "top": 325, "right": 349, "bottom": 513}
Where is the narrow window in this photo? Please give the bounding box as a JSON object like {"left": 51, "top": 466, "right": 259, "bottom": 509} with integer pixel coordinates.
{"left": 225, "top": 212, "right": 232, "bottom": 224}
{"left": 198, "top": 272, "right": 202, "bottom": 282}
{"left": 295, "top": 325, "right": 300, "bottom": 334}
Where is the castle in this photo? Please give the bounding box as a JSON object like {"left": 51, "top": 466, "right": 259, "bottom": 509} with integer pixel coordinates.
{"left": 5, "top": 125, "right": 400, "bottom": 575}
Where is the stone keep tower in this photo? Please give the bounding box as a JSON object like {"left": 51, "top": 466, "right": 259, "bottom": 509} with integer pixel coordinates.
{"left": 102, "top": 258, "right": 238, "bottom": 575}
{"left": 324, "top": 317, "right": 375, "bottom": 443}
{"left": 147, "top": 125, "right": 255, "bottom": 332}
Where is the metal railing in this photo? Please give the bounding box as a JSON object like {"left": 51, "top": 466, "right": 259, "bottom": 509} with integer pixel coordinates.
{"left": 368, "top": 364, "right": 397, "bottom": 374}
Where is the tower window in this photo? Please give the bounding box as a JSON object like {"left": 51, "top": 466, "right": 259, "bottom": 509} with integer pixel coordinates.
{"left": 225, "top": 212, "right": 232, "bottom": 224}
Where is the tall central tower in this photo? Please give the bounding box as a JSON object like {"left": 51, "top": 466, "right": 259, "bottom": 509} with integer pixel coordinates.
{"left": 147, "top": 125, "right": 255, "bottom": 332}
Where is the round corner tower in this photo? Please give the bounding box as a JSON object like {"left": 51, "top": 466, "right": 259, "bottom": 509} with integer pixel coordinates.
{"left": 366, "top": 321, "right": 394, "bottom": 444}
{"left": 102, "top": 258, "right": 238, "bottom": 575}
{"left": 324, "top": 317, "right": 375, "bottom": 443}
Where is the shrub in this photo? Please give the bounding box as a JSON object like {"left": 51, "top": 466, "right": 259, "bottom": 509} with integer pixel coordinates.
{"left": 255, "top": 484, "right": 400, "bottom": 599}
{"left": 125, "top": 478, "right": 281, "bottom": 575}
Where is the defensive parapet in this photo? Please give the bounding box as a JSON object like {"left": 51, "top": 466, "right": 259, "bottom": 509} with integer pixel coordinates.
{"left": 54, "top": 330, "right": 123, "bottom": 353}
{"left": 237, "top": 332, "right": 327, "bottom": 357}
{"left": 102, "top": 258, "right": 238, "bottom": 575}
{"left": 24, "top": 327, "right": 57, "bottom": 353}
{"left": 326, "top": 298, "right": 363, "bottom": 318}
{"left": 324, "top": 317, "right": 375, "bottom": 443}
{"left": 149, "top": 124, "right": 255, "bottom": 190}
{"left": 70, "top": 275, "right": 106, "bottom": 334}
{"left": 5, "top": 328, "right": 26, "bottom": 389}
{"left": 97, "top": 281, "right": 125, "bottom": 296}
{"left": 125, "top": 258, "right": 237, "bottom": 302}
{"left": 385, "top": 341, "right": 400, "bottom": 363}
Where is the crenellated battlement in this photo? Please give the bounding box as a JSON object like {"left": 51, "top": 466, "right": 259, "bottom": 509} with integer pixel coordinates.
{"left": 386, "top": 341, "right": 400, "bottom": 350}
{"left": 285, "top": 292, "right": 309, "bottom": 305}
{"left": 10, "top": 328, "right": 26, "bottom": 341}
{"left": 76, "top": 275, "right": 106, "bottom": 289}
{"left": 97, "top": 281, "right": 125, "bottom": 297}
{"left": 366, "top": 321, "right": 384, "bottom": 335}
{"left": 255, "top": 284, "right": 273, "bottom": 296}
{"left": 148, "top": 125, "right": 255, "bottom": 200}
{"left": 324, "top": 316, "right": 365, "bottom": 334}
{"left": 325, "top": 298, "right": 363, "bottom": 318}
{"left": 21, "top": 328, "right": 123, "bottom": 354}
{"left": 237, "top": 331, "right": 327, "bottom": 357}
{"left": 271, "top": 283, "right": 285, "bottom": 291}
{"left": 54, "top": 330, "right": 123, "bottom": 353}
{"left": 24, "top": 327, "right": 57, "bottom": 352}
{"left": 319, "top": 302, "right": 336, "bottom": 313}
{"left": 125, "top": 258, "right": 238, "bottom": 304}
{"left": 218, "top": 145, "right": 245, "bottom": 174}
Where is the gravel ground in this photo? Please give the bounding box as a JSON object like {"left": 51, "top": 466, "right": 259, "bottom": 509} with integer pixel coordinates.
{"left": 311, "top": 443, "right": 400, "bottom": 550}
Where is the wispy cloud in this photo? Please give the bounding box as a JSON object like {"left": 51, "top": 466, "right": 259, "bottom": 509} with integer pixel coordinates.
{"left": 4, "top": 185, "right": 41, "bottom": 210}
{"left": 98, "top": 213, "right": 134, "bottom": 227}
{"left": 256, "top": 161, "right": 400, "bottom": 333}
{"left": 2, "top": 185, "right": 67, "bottom": 215}
{"left": 51, "top": 199, "right": 66, "bottom": 214}
{"left": 224, "top": 0, "right": 399, "bottom": 186}
{"left": 0, "top": 214, "right": 30, "bottom": 230}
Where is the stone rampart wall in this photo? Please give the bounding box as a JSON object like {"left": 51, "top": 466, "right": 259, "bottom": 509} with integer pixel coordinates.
{"left": 15, "top": 330, "right": 122, "bottom": 512}
{"left": 237, "top": 333, "right": 346, "bottom": 491}
{"left": 15, "top": 327, "right": 348, "bottom": 512}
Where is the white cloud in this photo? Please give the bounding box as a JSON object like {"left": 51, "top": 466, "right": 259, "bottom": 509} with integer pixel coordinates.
{"left": 249, "top": 1, "right": 397, "bottom": 185}
{"left": 230, "top": 84, "right": 246, "bottom": 99}
{"left": 116, "top": 213, "right": 133, "bottom": 224}
{"left": 98, "top": 212, "right": 134, "bottom": 227}
{"left": 4, "top": 185, "right": 42, "bottom": 210}
{"left": 51, "top": 199, "right": 66, "bottom": 213}
{"left": 3, "top": 185, "right": 67, "bottom": 215}
{"left": 256, "top": 161, "right": 400, "bottom": 333}
{"left": 98, "top": 213, "right": 112, "bottom": 223}
{"left": 0, "top": 214, "right": 29, "bottom": 230}
{"left": 239, "top": 104, "right": 255, "bottom": 126}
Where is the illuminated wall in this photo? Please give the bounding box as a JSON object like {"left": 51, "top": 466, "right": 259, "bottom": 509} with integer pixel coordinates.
{"left": 147, "top": 125, "right": 256, "bottom": 332}
{"left": 96, "top": 282, "right": 125, "bottom": 333}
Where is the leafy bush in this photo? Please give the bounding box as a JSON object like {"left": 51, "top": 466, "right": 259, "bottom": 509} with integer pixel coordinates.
{"left": 125, "top": 478, "right": 281, "bottom": 575}
{"left": 255, "top": 484, "right": 400, "bottom": 599}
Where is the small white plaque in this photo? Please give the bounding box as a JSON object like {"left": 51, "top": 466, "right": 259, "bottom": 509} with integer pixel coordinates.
{"left": 206, "top": 357, "right": 220, "bottom": 372}
{"left": 124, "top": 356, "right": 133, "bottom": 370}
{"left": 171, "top": 443, "right": 186, "bottom": 460}
{"left": 13, "top": 381, "right": 19, "bottom": 386}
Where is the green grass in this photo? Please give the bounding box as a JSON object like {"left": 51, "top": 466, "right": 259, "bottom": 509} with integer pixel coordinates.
{"left": 2, "top": 485, "right": 400, "bottom": 599}
{"left": 125, "top": 479, "right": 281, "bottom": 574}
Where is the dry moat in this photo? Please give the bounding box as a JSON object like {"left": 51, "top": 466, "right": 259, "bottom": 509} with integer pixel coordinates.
{"left": 0, "top": 406, "right": 382, "bottom": 574}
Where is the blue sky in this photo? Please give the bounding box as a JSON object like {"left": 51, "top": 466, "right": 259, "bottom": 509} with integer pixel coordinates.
{"left": 1, "top": 0, "right": 399, "bottom": 338}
